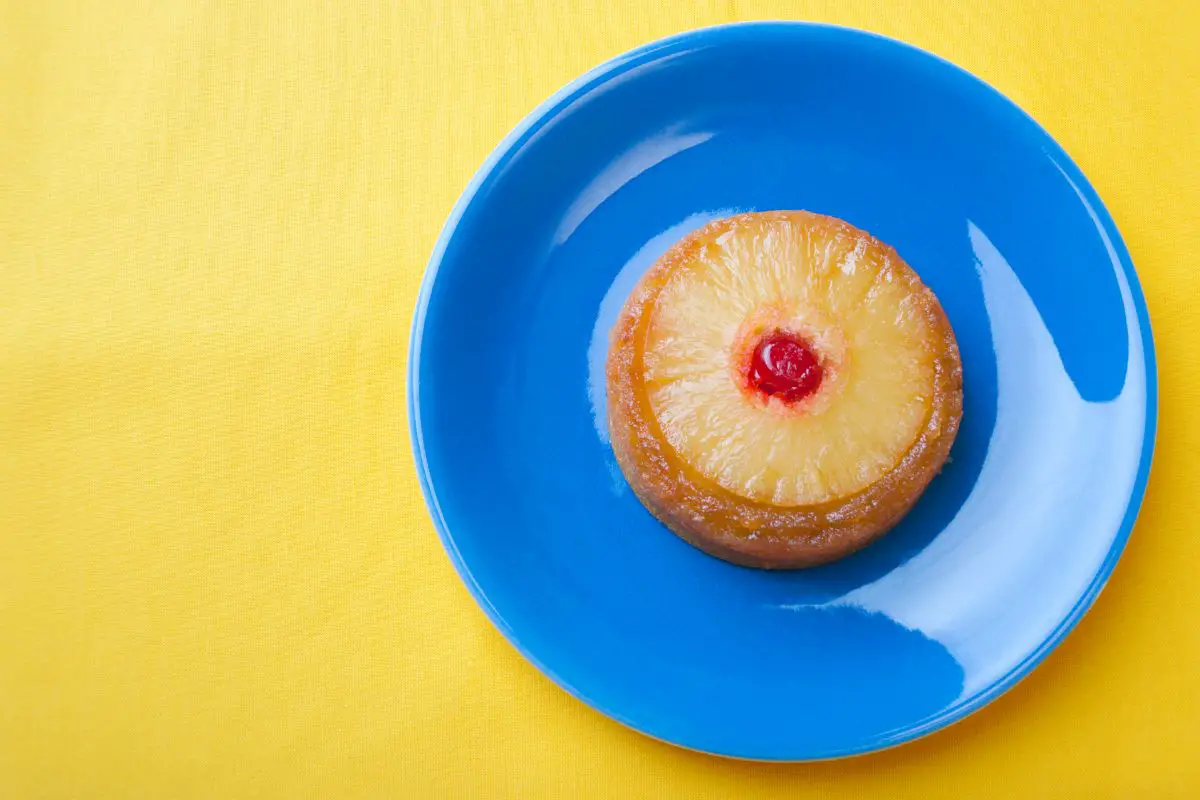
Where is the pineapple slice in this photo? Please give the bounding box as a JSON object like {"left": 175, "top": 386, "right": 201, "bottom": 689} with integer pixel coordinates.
{"left": 643, "top": 213, "right": 937, "bottom": 506}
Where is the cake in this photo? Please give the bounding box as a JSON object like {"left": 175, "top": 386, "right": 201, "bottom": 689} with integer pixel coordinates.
{"left": 606, "top": 211, "right": 963, "bottom": 569}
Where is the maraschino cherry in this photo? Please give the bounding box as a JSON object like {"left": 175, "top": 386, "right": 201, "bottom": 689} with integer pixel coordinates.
{"left": 748, "top": 330, "right": 823, "bottom": 402}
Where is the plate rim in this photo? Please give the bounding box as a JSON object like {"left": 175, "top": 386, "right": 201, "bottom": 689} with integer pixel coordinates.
{"left": 407, "top": 21, "right": 1159, "bottom": 761}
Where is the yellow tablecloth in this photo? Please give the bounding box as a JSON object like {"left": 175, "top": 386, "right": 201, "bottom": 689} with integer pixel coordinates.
{"left": 2, "top": 2, "right": 1197, "bottom": 797}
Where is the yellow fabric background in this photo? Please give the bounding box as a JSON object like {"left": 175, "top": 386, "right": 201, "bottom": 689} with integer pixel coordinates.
{"left": 1, "top": 1, "right": 1197, "bottom": 797}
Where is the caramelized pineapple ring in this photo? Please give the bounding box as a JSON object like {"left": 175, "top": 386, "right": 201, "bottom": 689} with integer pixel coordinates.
{"left": 643, "top": 213, "right": 938, "bottom": 506}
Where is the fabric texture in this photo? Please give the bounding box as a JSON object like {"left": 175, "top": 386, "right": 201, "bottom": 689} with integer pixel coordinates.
{"left": 2, "top": 1, "right": 1197, "bottom": 797}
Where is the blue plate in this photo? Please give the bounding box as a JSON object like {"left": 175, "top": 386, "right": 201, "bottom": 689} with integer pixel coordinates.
{"left": 409, "top": 23, "right": 1156, "bottom": 760}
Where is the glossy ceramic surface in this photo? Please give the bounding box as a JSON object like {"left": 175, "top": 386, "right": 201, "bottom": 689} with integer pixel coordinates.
{"left": 409, "top": 23, "right": 1156, "bottom": 760}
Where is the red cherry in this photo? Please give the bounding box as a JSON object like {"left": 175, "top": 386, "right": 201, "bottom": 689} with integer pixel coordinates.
{"left": 748, "top": 331, "right": 823, "bottom": 402}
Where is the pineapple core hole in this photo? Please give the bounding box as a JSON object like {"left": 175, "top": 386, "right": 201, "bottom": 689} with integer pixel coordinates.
{"left": 748, "top": 330, "right": 823, "bottom": 403}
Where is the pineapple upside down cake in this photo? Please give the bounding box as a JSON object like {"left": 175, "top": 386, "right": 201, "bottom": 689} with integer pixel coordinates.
{"left": 606, "top": 211, "right": 963, "bottom": 569}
